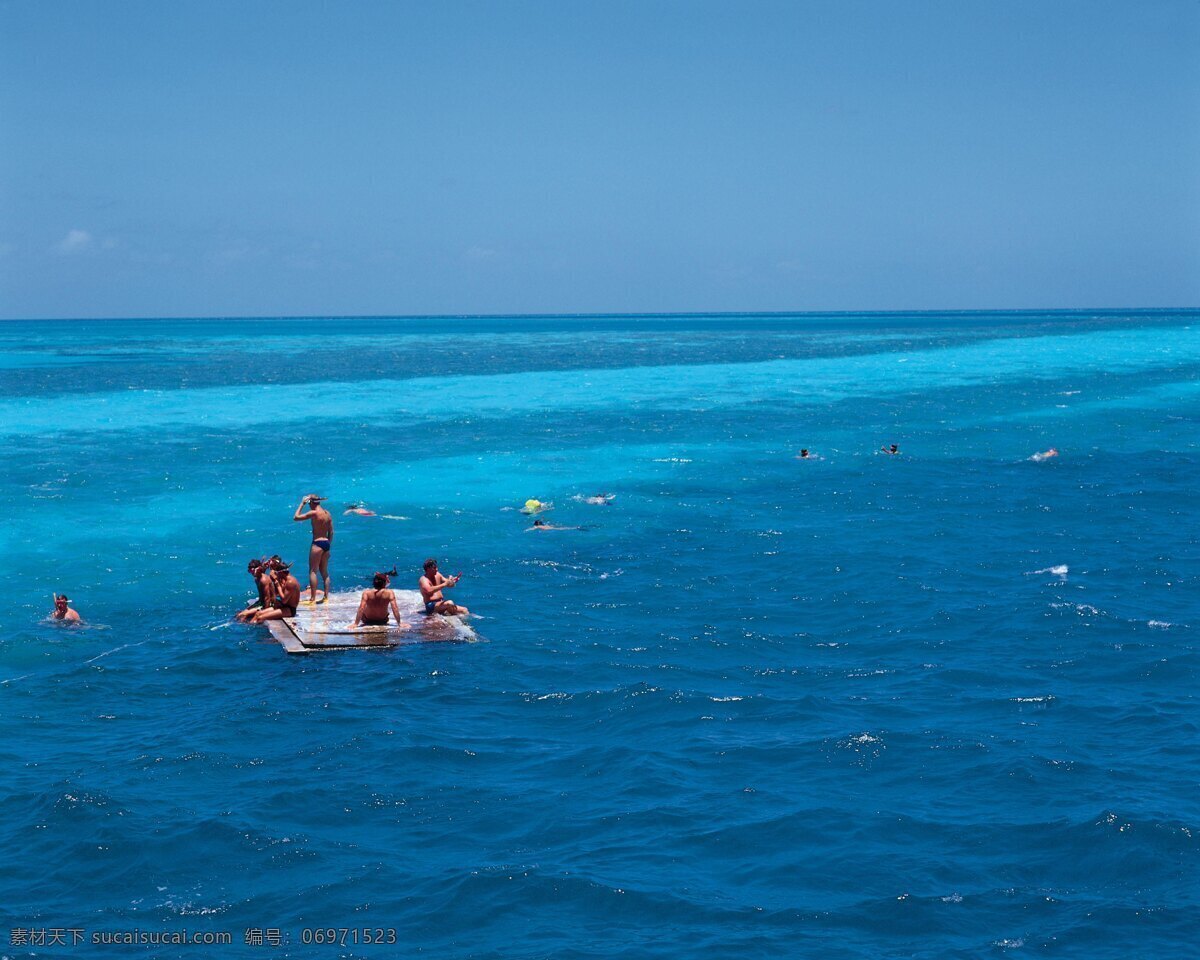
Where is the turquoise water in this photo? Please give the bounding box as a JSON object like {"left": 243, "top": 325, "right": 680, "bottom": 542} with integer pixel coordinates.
{"left": 2, "top": 311, "right": 1198, "bottom": 958}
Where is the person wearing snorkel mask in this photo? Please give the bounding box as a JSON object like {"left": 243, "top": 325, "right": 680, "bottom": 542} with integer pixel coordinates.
{"left": 50, "top": 594, "right": 81, "bottom": 624}
{"left": 235, "top": 558, "right": 274, "bottom": 621}
{"left": 250, "top": 561, "right": 301, "bottom": 623}
{"left": 293, "top": 494, "right": 333, "bottom": 604}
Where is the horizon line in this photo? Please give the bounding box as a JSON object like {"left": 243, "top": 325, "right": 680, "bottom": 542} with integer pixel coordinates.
{"left": 2, "top": 306, "right": 1197, "bottom": 323}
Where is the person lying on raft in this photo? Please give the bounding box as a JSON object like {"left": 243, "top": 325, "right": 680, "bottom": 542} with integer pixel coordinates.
{"left": 235, "top": 558, "right": 273, "bottom": 621}
{"left": 344, "top": 503, "right": 376, "bottom": 517}
{"left": 419, "top": 558, "right": 469, "bottom": 616}
{"left": 294, "top": 494, "right": 333, "bottom": 604}
{"left": 521, "top": 498, "right": 552, "bottom": 515}
{"left": 250, "top": 561, "right": 301, "bottom": 624}
{"left": 526, "top": 518, "right": 581, "bottom": 531}
{"left": 350, "top": 572, "right": 411, "bottom": 629}
{"left": 50, "top": 593, "right": 81, "bottom": 624}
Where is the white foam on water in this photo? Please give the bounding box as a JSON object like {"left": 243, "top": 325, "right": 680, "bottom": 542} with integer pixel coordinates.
{"left": 1027, "top": 564, "right": 1068, "bottom": 578}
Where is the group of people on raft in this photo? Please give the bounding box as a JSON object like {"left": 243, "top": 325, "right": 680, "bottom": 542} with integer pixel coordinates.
{"left": 235, "top": 493, "right": 469, "bottom": 631}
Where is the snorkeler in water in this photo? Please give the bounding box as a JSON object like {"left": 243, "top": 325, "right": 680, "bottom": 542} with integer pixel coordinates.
{"left": 527, "top": 518, "right": 581, "bottom": 532}
{"left": 344, "top": 503, "right": 377, "bottom": 517}
{"left": 50, "top": 594, "right": 81, "bottom": 624}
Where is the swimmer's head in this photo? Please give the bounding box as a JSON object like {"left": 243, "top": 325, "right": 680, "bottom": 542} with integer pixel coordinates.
{"left": 307, "top": 494, "right": 325, "bottom": 506}
{"left": 533, "top": 519, "right": 546, "bottom": 526}
{"left": 800, "top": 449, "right": 809, "bottom": 457}
{"left": 423, "top": 558, "right": 438, "bottom": 572}
{"left": 247, "top": 559, "right": 262, "bottom": 573}
{"left": 373, "top": 572, "right": 388, "bottom": 589}
{"left": 890, "top": 444, "right": 898, "bottom": 453}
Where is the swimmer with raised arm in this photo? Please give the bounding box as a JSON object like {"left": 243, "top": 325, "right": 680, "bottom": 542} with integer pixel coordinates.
{"left": 351, "top": 572, "right": 410, "bottom": 629}
{"left": 881, "top": 444, "right": 900, "bottom": 455}
{"left": 50, "top": 594, "right": 80, "bottom": 624}
{"left": 419, "top": 558, "right": 469, "bottom": 616}
{"left": 294, "top": 494, "right": 333, "bottom": 603}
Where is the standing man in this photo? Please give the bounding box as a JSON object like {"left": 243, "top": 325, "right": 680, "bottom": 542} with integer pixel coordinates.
{"left": 418, "top": 558, "right": 469, "bottom": 617}
{"left": 294, "top": 494, "right": 333, "bottom": 604}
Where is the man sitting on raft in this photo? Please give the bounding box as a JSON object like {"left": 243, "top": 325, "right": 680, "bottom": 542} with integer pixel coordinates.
{"left": 351, "top": 572, "right": 410, "bottom": 629}
{"left": 235, "top": 558, "right": 272, "bottom": 621}
{"left": 419, "top": 558, "right": 469, "bottom": 616}
{"left": 250, "top": 561, "right": 301, "bottom": 624}
{"left": 293, "top": 494, "right": 333, "bottom": 604}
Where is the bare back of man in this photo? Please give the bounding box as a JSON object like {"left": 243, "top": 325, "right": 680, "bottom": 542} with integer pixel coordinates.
{"left": 294, "top": 495, "right": 333, "bottom": 603}
{"left": 352, "top": 584, "right": 409, "bottom": 629}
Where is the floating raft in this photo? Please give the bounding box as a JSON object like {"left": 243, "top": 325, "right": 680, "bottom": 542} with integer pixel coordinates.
{"left": 267, "top": 588, "right": 464, "bottom": 655}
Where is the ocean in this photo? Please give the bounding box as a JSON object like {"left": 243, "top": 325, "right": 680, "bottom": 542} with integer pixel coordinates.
{"left": 2, "top": 311, "right": 1197, "bottom": 958}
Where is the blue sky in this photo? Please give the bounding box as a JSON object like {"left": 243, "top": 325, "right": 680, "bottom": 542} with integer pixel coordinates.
{"left": 1, "top": 1, "right": 1197, "bottom": 318}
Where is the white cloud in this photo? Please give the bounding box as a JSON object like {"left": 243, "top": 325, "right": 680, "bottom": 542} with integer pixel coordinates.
{"left": 464, "top": 245, "right": 498, "bottom": 262}
{"left": 56, "top": 229, "right": 92, "bottom": 253}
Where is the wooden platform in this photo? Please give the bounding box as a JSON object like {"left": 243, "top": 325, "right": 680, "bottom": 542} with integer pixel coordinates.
{"left": 266, "top": 589, "right": 469, "bottom": 654}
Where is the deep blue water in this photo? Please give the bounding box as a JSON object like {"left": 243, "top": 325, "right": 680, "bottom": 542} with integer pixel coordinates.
{"left": 2, "top": 311, "right": 1198, "bottom": 958}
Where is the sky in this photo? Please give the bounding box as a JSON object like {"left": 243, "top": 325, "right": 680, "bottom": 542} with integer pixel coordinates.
{"left": 1, "top": 0, "right": 1197, "bottom": 319}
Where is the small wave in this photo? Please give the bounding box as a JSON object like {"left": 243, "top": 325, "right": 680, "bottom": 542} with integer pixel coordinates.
{"left": 994, "top": 939, "right": 1025, "bottom": 949}
{"left": 652, "top": 457, "right": 692, "bottom": 463}
{"left": 83, "top": 641, "right": 148, "bottom": 665}
{"left": 1148, "top": 620, "right": 1173, "bottom": 629}
{"left": 1027, "top": 564, "right": 1068, "bottom": 578}
{"left": 710, "top": 696, "right": 743, "bottom": 702}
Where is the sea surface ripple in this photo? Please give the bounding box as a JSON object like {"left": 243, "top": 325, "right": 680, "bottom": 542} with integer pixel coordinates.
{"left": 1, "top": 311, "right": 1198, "bottom": 958}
